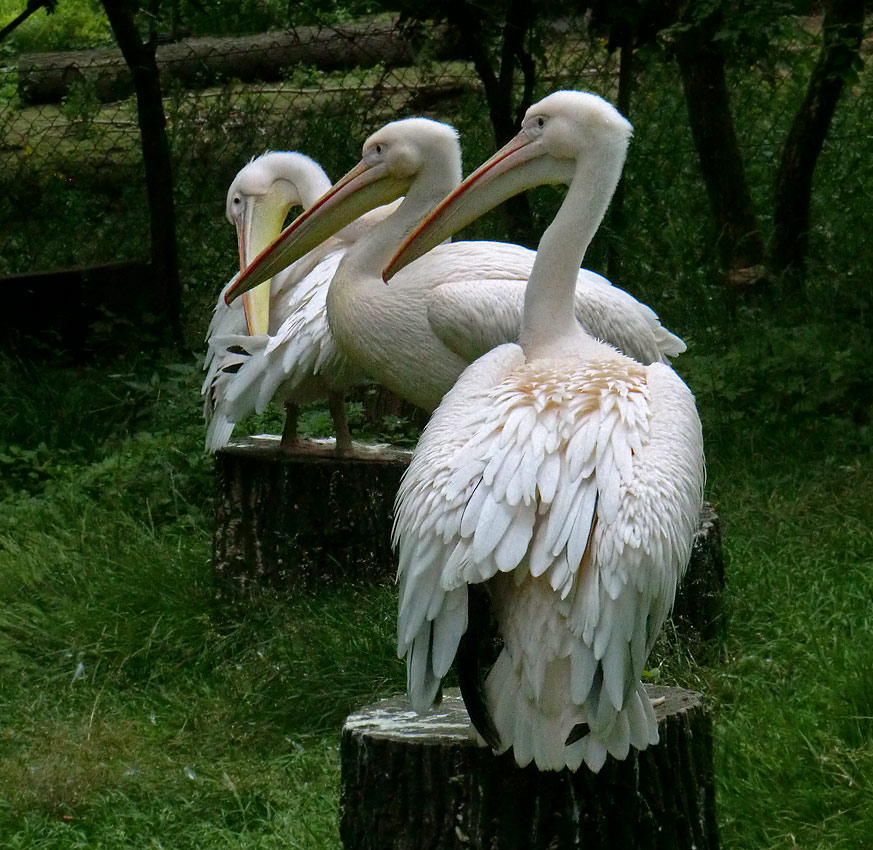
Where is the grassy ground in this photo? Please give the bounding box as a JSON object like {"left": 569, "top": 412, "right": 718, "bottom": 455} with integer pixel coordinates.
{"left": 1, "top": 9, "right": 871, "bottom": 847}
{"left": 0, "top": 310, "right": 871, "bottom": 850}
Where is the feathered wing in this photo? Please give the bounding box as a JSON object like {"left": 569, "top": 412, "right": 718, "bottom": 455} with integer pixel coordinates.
{"left": 202, "top": 272, "right": 249, "bottom": 447}
{"left": 394, "top": 353, "right": 704, "bottom": 772}
{"left": 394, "top": 344, "right": 526, "bottom": 711}
{"left": 202, "top": 248, "right": 365, "bottom": 452}
{"left": 423, "top": 244, "right": 685, "bottom": 366}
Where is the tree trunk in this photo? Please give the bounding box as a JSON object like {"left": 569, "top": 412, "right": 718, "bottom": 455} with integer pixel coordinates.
{"left": 607, "top": 28, "right": 635, "bottom": 282}
{"left": 672, "top": 12, "right": 767, "bottom": 289}
{"left": 101, "top": 0, "right": 181, "bottom": 344}
{"left": 341, "top": 687, "right": 718, "bottom": 850}
{"left": 442, "top": 0, "right": 537, "bottom": 247}
{"left": 771, "top": 0, "right": 865, "bottom": 283}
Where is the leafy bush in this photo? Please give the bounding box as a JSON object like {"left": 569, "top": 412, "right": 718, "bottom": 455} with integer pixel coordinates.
{"left": 0, "top": 0, "right": 112, "bottom": 52}
{"left": 0, "top": 353, "right": 208, "bottom": 502}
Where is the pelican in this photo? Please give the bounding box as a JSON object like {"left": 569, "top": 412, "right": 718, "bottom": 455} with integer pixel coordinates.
{"left": 389, "top": 92, "right": 705, "bottom": 772}
{"left": 203, "top": 151, "right": 388, "bottom": 452}
{"left": 225, "top": 120, "right": 685, "bottom": 414}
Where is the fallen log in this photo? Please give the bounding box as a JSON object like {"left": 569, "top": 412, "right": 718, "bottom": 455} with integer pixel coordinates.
{"left": 18, "top": 20, "right": 462, "bottom": 105}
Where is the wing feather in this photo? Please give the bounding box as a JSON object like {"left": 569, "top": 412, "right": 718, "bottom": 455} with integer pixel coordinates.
{"left": 202, "top": 244, "right": 366, "bottom": 451}
{"left": 424, "top": 242, "right": 685, "bottom": 366}
{"left": 395, "top": 345, "right": 704, "bottom": 773}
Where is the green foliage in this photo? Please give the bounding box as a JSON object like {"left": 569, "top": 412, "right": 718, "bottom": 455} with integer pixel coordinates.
{"left": 0, "top": 353, "right": 207, "bottom": 500}
{"left": 59, "top": 74, "right": 101, "bottom": 132}
{"left": 679, "top": 310, "right": 873, "bottom": 461}
{"left": 0, "top": 0, "right": 110, "bottom": 51}
{"left": 0, "top": 7, "right": 871, "bottom": 846}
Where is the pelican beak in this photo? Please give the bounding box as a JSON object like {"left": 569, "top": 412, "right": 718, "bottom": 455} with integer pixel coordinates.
{"left": 384, "top": 130, "right": 569, "bottom": 282}
{"left": 236, "top": 195, "right": 278, "bottom": 335}
{"left": 226, "top": 158, "right": 408, "bottom": 305}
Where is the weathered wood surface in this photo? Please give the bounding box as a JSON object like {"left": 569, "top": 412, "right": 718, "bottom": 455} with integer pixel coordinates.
{"left": 18, "top": 20, "right": 462, "bottom": 105}
{"left": 212, "top": 436, "right": 412, "bottom": 597}
{"left": 0, "top": 261, "right": 157, "bottom": 355}
{"left": 340, "top": 687, "right": 718, "bottom": 850}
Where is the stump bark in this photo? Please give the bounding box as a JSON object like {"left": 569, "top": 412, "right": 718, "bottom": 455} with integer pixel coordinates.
{"left": 672, "top": 502, "right": 726, "bottom": 647}
{"left": 212, "top": 436, "right": 411, "bottom": 597}
{"left": 340, "top": 687, "right": 718, "bottom": 850}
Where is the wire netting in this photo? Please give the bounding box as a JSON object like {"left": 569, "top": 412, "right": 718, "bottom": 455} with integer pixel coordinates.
{"left": 1, "top": 13, "right": 870, "bottom": 340}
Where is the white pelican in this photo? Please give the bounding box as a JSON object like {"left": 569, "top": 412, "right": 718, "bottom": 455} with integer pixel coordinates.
{"left": 389, "top": 92, "right": 705, "bottom": 772}
{"left": 225, "top": 120, "right": 686, "bottom": 414}
{"left": 203, "top": 151, "right": 388, "bottom": 452}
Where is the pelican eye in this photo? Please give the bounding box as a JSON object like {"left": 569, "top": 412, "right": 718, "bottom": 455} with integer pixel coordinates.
{"left": 375, "top": 143, "right": 384, "bottom": 155}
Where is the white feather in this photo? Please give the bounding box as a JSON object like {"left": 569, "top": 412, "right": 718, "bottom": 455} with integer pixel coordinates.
{"left": 392, "top": 92, "right": 704, "bottom": 775}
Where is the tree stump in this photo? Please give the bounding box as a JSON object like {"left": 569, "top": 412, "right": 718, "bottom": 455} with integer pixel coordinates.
{"left": 212, "top": 436, "right": 411, "bottom": 597}
{"left": 672, "top": 502, "right": 726, "bottom": 648}
{"left": 340, "top": 687, "right": 717, "bottom": 850}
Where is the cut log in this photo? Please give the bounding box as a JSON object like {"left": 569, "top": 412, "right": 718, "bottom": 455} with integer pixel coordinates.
{"left": 340, "top": 687, "right": 718, "bottom": 850}
{"left": 212, "top": 436, "right": 411, "bottom": 597}
{"left": 18, "top": 20, "right": 462, "bottom": 105}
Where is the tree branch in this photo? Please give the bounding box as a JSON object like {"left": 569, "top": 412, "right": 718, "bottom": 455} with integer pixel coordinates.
{"left": 0, "top": 0, "right": 56, "bottom": 44}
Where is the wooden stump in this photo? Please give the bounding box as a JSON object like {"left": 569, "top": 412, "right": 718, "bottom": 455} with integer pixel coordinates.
{"left": 340, "top": 687, "right": 718, "bottom": 850}
{"left": 212, "top": 436, "right": 411, "bottom": 597}
{"left": 673, "top": 502, "right": 726, "bottom": 647}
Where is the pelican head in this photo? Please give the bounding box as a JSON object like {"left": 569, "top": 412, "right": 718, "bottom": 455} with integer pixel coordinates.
{"left": 226, "top": 151, "right": 331, "bottom": 335}
{"left": 225, "top": 118, "right": 462, "bottom": 305}
{"left": 385, "top": 91, "right": 632, "bottom": 280}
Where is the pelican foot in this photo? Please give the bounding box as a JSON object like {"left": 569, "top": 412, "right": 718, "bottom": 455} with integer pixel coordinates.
{"left": 280, "top": 401, "right": 301, "bottom": 452}
{"left": 328, "top": 391, "right": 353, "bottom": 456}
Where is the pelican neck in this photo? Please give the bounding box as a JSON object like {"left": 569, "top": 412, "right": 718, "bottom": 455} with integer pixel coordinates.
{"left": 519, "top": 142, "right": 626, "bottom": 358}
{"left": 340, "top": 173, "right": 457, "bottom": 283}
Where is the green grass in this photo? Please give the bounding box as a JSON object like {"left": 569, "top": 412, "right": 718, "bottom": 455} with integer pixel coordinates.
{"left": 0, "top": 355, "right": 406, "bottom": 848}
{"left": 1, "top": 10, "right": 871, "bottom": 847}
{"left": 705, "top": 458, "right": 873, "bottom": 850}
{"left": 0, "top": 314, "right": 871, "bottom": 849}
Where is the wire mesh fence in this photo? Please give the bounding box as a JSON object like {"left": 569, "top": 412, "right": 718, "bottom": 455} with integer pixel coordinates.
{"left": 1, "top": 13, "right": 869, "bottom": 341}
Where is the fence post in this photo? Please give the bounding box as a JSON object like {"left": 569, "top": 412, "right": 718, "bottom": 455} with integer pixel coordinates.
{"left": 102, "top": 0, "right": 182, "bottom": 344}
